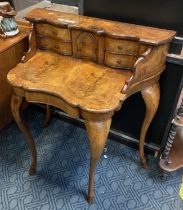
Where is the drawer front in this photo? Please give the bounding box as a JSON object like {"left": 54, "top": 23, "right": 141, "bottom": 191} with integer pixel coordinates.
{"left": 72, "top": 30, "right": 98, "bottom": 62}
{"left": 35, "top": 24, "right": 71, "bottom": 41}
{"left": 104, "top": 52, "right": 136, "bottom": 69}
{"left": 37, "top": 37, "right": 72, "bottom": 55}
{"left": 105, "top": 37, "right": 139, "bottom": 55}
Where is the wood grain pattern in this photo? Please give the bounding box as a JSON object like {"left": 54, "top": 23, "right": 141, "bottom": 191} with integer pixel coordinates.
{"left": 122, "top": 44, "right": 168, "bottom": 94}
{"left": 35, "top": 23, "right": 71, "bottom": 41}
{"left": 140, "top": 82, "right": 160, "bottom": 168}
{"left": 11, "top": 94, "right": 37, "bottom": 175}
{"left": 8, "top": 50, "right": 131, "bottom": 113}
{"left": 26, "top": 8, "right": 176, "bottom": 45}
{"left": 104, "top": 52, "right": 137, "bottom": 69}
{"left": 72, "top": 30, "right": 98, "bottom": 62}
{"left": 7, "top": 8, "right": 176, "bottom": 203}
{"left": 21, "top": 23, "right": 37, "bottom": 63}
{"left": 105, "top": 37, "right": 139, "bottom": 55}
{"left": 37, "top": 37, "right": 72, "bottom": 55}
{"left": 0, "top": 32, "right": 27, "bottom": 54}
{"left": 85, "top": 119, "right": 111, "bottom": 203}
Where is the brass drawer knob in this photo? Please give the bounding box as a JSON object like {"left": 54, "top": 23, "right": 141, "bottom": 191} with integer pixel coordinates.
{"left": 53, "top": 31, "right": 58, "bottom": 36}
{"left": 118, "top": 45, "right": 123, "bottom": 50}
{"left": 55, "top": 45, "right": 59, "bottom": 49}
{"left": 117, "top": 60, "right": 122, "bottom": 64}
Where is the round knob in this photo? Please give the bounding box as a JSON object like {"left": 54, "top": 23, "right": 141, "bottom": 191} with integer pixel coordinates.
{"left": 53, "top": 31, "right": 58, "bottom": 36}
{"left": 117, "top": 60, "right": 122, "bottom": 65}
{"left": 118, "top": 45, "right": 123, "bottom": 50}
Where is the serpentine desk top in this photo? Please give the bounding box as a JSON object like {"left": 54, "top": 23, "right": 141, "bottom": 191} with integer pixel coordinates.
{"left": 26, "top": 8, "right": 176, "bottom": 45}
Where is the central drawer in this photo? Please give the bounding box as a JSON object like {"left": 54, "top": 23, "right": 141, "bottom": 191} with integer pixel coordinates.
{"left": 35, "top": 24, "right": 71, "bottom": 42}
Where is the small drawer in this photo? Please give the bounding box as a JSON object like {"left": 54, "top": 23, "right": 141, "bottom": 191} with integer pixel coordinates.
{"left": 104, "top": 52, "right": 136, "bottom": 69}
{"left": 37, "top": 37, "right": 72, "bottom": 55}
{"left": 72, "top": 30, "right": 98, "bottom": 62}
{"left": 35, "top": 24, "right": 71, "bottom": 41}
{"left": 105, "top": 37, "right": 139, "bottom": 55}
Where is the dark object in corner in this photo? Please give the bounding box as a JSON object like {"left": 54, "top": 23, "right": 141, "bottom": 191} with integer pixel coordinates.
{"left": 159, "top": 100, "right": 183, "bottom": 174}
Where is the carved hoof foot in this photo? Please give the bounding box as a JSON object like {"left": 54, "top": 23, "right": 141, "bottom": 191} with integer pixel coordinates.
{"left": 88, "top": 196, "right": 94, "bottom": 204}
{"left": 29, "top": 166, "right": 36, "bottom": 176}
{"left": 141, "top": 158, "right": 149, "bottom": 169}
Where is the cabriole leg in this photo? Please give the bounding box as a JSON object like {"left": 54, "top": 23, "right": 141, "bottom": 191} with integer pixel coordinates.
{"left": 85, "top": 119, "right": 111, "bottom": 203}
{"left": 140, "top": 82, "right": 160, "bottom": 168}
{"left": 11, "top": 94, "right": 37, "bottom": 175}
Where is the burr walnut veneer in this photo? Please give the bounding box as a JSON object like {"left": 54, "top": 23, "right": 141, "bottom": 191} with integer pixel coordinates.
{"left": 7, "top": 9, "right": 176, "bottom": 203}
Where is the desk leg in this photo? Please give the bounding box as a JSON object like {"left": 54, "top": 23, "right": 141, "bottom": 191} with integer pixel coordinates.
{"left": 85, "top": 119, "right": 111, "bottom": 203}
{"left": 42, "top": 105, "right": 52, "bottom": 128}
{"left": 140, "top": 82, "right": 160, "bottom": 168}
{"left": 11, "top": 94, "right": 37, "bottom": 175}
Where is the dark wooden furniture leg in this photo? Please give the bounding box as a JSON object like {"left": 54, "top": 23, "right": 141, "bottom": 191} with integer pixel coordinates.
{"left": 85, "top": 119, "right": 111, "bottom": 203}
{"left": 140, "top": 82, "right": 160, "bottom": 168}
{"left": 42, "top": 105, "right": 53, "bottom": 128}
{"left": 11, "top": 94, "right": 37, "bottom": 175}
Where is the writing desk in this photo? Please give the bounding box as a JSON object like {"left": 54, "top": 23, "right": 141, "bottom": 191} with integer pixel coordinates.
{"left": 7, "top": 9, "right": 175, "bottom": 203}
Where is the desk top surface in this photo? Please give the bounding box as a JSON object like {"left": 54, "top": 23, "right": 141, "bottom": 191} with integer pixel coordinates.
{"left": 26, "top": 8, "right": 176, "bottom": 45}
{"left": 8, "top": 50, "right": 132, "bottom": 112}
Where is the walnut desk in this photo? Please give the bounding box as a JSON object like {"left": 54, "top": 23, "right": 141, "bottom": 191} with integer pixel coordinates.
{"left": 7, "top": 9, "right": 175, "bottom": 203}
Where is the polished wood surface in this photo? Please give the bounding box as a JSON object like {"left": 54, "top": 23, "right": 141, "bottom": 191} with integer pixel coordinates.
{"left": 7, "top": 9, "right": 175, "bottom": 202}
{"left": 85, "top": 119, "right": 111, "bottom": 203}
{"left": 26, "top": 8, "right": 175, "bottom": 45}
{"left": 140, "top": 83, "right": 160, "bottom": 168}
{"left": 11, "top": 94, "right": 37, "bottom": 175}
{"left": 0, "top": 32, "right": 27, "bottom": 53}
{"left": 8, "top": 50, "right": 132, "bottom": 113}
{"left": 0, "top": 31, "right": 28, "bottom": 129}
